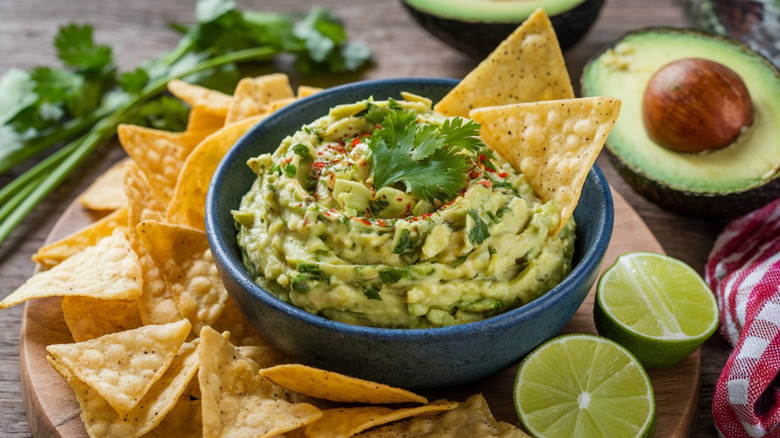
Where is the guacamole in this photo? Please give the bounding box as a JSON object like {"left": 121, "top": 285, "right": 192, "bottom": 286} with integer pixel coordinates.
{"left": 233, "top": 96, "right": 575, "bottom": 328}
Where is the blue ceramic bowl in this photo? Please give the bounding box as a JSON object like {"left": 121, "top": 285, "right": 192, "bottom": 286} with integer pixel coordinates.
{"left": 206, "top": 77, "right": 613, "bottom": 390}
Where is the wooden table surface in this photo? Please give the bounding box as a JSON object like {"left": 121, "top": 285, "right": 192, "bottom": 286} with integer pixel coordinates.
{"left": 0, "top": 0, "right": 733, "bottom": 436}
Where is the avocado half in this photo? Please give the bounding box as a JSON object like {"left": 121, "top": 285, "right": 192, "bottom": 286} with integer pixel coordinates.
{"left": 401, "top": 0, "right": 605, "bottom": 58}
{"left": 581, "top": 28, "right": 780, "bottom": 218}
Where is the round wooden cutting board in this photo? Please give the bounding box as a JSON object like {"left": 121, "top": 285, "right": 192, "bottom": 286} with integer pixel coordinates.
{"left": 19, "top": 187, "right": 700, "bottom": 437}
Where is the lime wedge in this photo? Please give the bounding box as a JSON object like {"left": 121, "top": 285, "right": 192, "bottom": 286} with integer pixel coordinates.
{"left": 594, "top": 252, "right": 719, "bottom": 369}
{"left": 514, "top": 334, "right": 655, "bottom": 438}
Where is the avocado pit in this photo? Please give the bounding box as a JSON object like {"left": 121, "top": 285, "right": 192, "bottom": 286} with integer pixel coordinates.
{"left": 641, "top": 58, "right": 753, "bottom": 153}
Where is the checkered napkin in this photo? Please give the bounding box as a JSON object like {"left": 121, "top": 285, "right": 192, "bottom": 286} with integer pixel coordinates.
{"left": 705, "top": 197, "right": 780, "bottom": 438}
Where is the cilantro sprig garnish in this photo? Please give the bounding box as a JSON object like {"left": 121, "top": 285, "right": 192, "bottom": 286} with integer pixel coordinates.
{"left": 367, "top": 104, "right": 487, "bottom": 204}
{"left": 0, "top": 0, "right": 371, "bottom": 246}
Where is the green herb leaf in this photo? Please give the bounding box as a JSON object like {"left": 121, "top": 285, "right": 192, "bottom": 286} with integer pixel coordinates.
{"left": 292, "top": 144, "right": 312, "bottom": 162}
{"left": 54, "top": 24, "right": 114, "bottom": 73}
{"left": 0, "top": 69, "right": 37, "bottom": 126}
{"left": 393, "top": 229, "right": 414, "bottom": 254}
{"left": 368, "top": 107, "right": 469, "bottom": 203}
{"left": 379, "top": 267, "right": 410, "bottom": 284}
{"left": 440, "top": 117, "right": 484, "bottom": 154}
{"left": 468, "top": 209, "right": 490, "bottom": 245}
{"left": 363, "top": 286, "right": 382, "bottom": 300}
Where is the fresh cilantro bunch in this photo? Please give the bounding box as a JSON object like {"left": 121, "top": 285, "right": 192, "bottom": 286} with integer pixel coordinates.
{"left": 0, "top": 0, "right": 371, "bottom": 246}
{"left": 367, "top": 102, "right": 489, "bottom": 204}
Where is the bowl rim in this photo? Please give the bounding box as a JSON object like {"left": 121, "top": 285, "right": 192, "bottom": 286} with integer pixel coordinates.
{"left": 206, "top": 76, "right": 614, "bottom": 339}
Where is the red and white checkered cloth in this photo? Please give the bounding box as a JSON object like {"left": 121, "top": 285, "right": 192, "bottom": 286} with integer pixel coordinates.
{"left": 706, "top": 197, "right": 780, "bottom": 438}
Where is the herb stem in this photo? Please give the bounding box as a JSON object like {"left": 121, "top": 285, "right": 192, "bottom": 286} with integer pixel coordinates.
{"left": 0, "top": 47, "right": 276, "bottom": 247}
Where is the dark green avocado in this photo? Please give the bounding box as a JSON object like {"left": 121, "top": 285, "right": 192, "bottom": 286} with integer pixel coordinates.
{"left": 681, "top": 0, "right": 780, "bottom": 68}
{"left": 582, "top": 28, "right": 780, "bottom": 218}
{"left": 401, "top": 0, "right": 604, "bottom": 58}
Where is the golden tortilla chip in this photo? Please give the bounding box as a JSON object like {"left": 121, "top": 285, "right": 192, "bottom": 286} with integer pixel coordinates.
{"left": 355, "top": 394, "right": 529, "bottom": 438}
{"left": 123, "top": 162, "right": 180, "bottom": 326}
{"left": 168, "top": 79, "right": 232, "bottom": 117}
{"left": 198, "top": 326, "right": 322, "bottom": 438}
{"left": 32, "top": 206, "right": 128, "bottom": 269}
{"left": 211, "top": 297, "right": 269, "bottom": 348}
{"left": 267, "top": 97, "right": 298, "bottom": 113}
{"left": 62, "top": 296, "right": 142, "bottom": 342}
{"left": 117, "top": 124, "right": 191, "bottom": 205}
{"left": 225, "top": 73, "right": 294, "bottom": 124}
{"left": 143, "top": 396, "right": 202, "bottom": 438}
{"left": 45, "top": 319, "right": 191, "bottom": 415}
{"left": 136, "top": 220, "right": 228, "bottom": 335}
{"left": 187, "top": 107, "right": 226, "bottom": 132}
{"left": 177, "top": 127, "right": 220, "bottom": 156}
{"left": 470, "top": 97, "right": 621, "bottom": 235}
{"left": 78, "top": 159, "right": 130, "bottom": 211}
{"left": 0, "top": 229, "right": 141, "bottom": 309}
{"left": 306, "top": 401, "right": 459, "bottom": 438}
{"left": 48, "top": 339, "right": 199, "bottom": 438}
{"left": 297, "top": 85, "right": 323, "bottom": 98}
{"left": 434, "top": 9, "right": 574, "bottom": 118}
{"left": 259, "top": 364, "right": 428, "bottom": 404}
{"left": 166, "top": 114, "right": 266, "bottom": 230}
{"left": 237, "top": 343, "right": 290, "bottom": 370}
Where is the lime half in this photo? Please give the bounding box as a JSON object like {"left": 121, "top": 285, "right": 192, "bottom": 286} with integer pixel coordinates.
{"left": 514, "top": 334, "right": 655, "bottom": 438}
{"left": 594, "top": 252, "right": 719, "bottom": 369}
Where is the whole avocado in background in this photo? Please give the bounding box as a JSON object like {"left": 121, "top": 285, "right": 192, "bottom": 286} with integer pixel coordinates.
{"left": 581, "top": 28, "right": 780, "bottom": 218}
{"left": 400, "top": 0, "right": 605, "bottom": 58}
{"left": 680, "top": 0, "right": 780, "bottom": 68}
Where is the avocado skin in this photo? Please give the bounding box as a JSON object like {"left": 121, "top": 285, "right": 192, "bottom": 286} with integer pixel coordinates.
{"left": 582, "top": 27, "right": 780, "bottom": 219}
{"left": 401, "top": 0, "right": 604, "bottom": 58}
{"left": 680, "top": 0, "right": 780, "bottom": 68}
{"left": 607, "top": 150, "right": 780, "bottom": 219}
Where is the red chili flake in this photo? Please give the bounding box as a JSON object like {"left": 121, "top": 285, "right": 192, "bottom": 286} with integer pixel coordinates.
{"left": 404, "top": 203, "right": 412, "bottom": 216}
{"left": 312, "top": 162, "right": 326, "bottom": 168}
{"left": 282, "top": 157, "right": 293, "bottom": 165}
{"left": 377, "top": 219, "right": 387, "bottom": 227}
{"left": 485, "top": 166, "right": 496, "bottom": 173}
{"left": 352, "top": 217, "right": 372, "bottom": 226}
{"left": 478, "top": 179, "right": 492, "bottom": 189}
{"left": 421, "top": 213, "right": 433, "bottom": 219}
{"left": 469, "top": 170, "right": 482, "bottom": 179}
{"left": 318, "top": 151, "right": 324, "bottom": 156}
{"left": 396, "top": 198, "right": 403, "bottom": 202}
{"left": 351, "top": 138, "right": 361, "bottom": 147}
{"left": 497, "top": 172, "right": 508, "bottom": 178}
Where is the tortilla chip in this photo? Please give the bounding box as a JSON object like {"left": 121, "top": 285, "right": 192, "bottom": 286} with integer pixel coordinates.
{"left": 470, "top": 97, "right": 621, "bottom": 235}
{"left": 225, "top": 73, "right": 294, "bottom": 124}
{"left": 117, "top": 124, "right": 191, "bottom": 205}
{"left": 48, "top": 339, "right": 199, "bottom": 438}
{"left": 78, "top": 159, "right": 130, "bottom": 211}
{"left": 62, "top": 296, "right": 142, "bottom": 342}
{"left": 168, "top": 79, "right": 232, "bottom": 117}
{"left": 434, "top": 9, "right": 574, "bottom": 118}
{"left": 45, "top": 319, "right": 191, "bottom": 415}
{"left": 136, "top": 220, "right": 228, "bottom": 335}
{"left": 32, "top": 206, "right": 129, "bottom": 269}
{"left": 355, "top": 394, "right": 529, "bottom": 438}
{"left": 237, "top": 343, "right": 291, "bottom": 370}
{"left": 306, "top": 401, "right": 459, "bottom": 438}
{"left": 211, "top": 296, "right": 269, "bottom": 348}
{"left": 187, "top": 107, "right": 226, "bottom": 132}
{"left": 259, "top": 364, "right": 428, "bottom": 404}
{"left": 143, "top": 396, "right": 202, "bottom": 438}
{"left": 177, "top": 127, "right": 221, "bottom": 156}
{"left": 198, "top": 326, "right": 322, "bottom": 438}
{"left": 166, "top": 114, "right": 266, "bottom": 230}
{"left": 267, "top": 97, "right": 298, "bottom": 113}
{"left": 122, "top": 163, "right": 179, "bottom": 326}
{"left": 297, "top": 85, "right": 323, "bottom": 98}
{"left": 0, "top": 229, "right": 141, "bottom": 309}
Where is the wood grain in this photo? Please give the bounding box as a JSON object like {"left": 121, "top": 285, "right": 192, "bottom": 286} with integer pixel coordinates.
{"left": 19, "top": 189, "right": 699, "bottom": 437}
{"left": 0, "top": 0, "right": 730, "bottom": 437}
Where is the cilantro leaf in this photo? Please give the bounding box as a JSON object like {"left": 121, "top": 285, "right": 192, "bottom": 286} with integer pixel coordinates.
{"left": 440, "top": 117, "right": 484, "bottom": 153}
{"left": 54, "top": 24, "right": 114, "bottom": 73}
{"left": 368, "top": 108, "right": 470, "bottom": 204}
{"left": 468, "top": 209, "right": 490, "bottom": 245}
{"left": 119, "top": 68, "right": 150, "bottom": 95}
{"left": 0, "top": 69, "right": 37, "bottom": 126}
